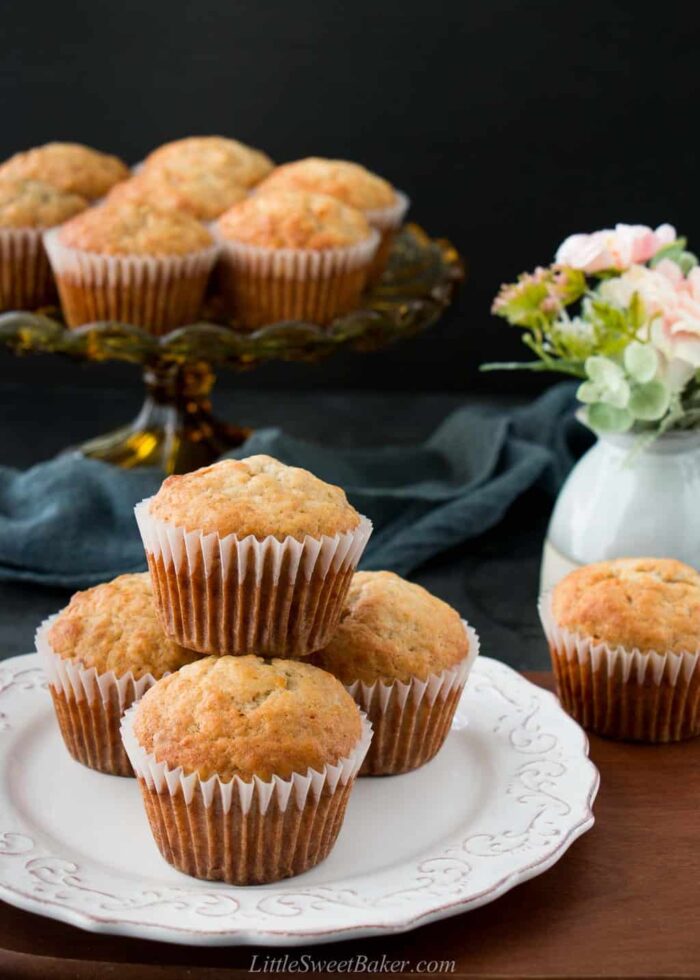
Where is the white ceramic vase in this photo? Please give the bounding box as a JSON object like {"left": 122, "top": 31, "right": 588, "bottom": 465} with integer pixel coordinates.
{"left": 540, "top": 427, "right": 700, "bottom": 592}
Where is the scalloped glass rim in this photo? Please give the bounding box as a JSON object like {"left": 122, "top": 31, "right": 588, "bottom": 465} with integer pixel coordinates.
{"left": 0, "top": 225, "right": 463, "bottom": 370}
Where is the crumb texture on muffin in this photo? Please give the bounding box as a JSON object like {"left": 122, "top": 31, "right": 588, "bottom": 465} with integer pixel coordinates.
{"left": 143, "top": 135, "right": 273, "bottom": 189}
{"left": 47, "top": 572, "right": 201, "bottom": 678}
{"left": 217, "top": 191, "right": 372, "bottom": 250}
{"left": 148, "top": 455, "right": 361, "bottom": 540}
{"left": 310, "top": 570, "right": 469, "bottom": 684}
{"left": 0, "top": 179, "right": 87, "bottom": 228}
{"left": 257, "top": 157, "right": 397, "bottom": 212}
{"left": 551, "top": 557, "right": 700, "bottom": 653}
{"left": 106, "top": 169, "right": 248, "bottom": 222}
{"left": 133, "top": 655, "right": 362, "bottom": 781}
{"left": 57, "top": 200, "right": 214, "bottom": 256}
{"left": 0, "top": 142, "right": 129, "bottom": 199}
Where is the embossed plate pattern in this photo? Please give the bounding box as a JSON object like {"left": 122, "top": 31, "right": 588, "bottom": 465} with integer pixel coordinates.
{"left": 0, "top": 654, "right": 598, "bottom": 946}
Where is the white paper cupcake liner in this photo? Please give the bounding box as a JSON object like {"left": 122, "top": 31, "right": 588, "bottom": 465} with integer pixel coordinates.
{"left": 213, "top": 228, "right": 380, "bottom": 328}
{"left": 36, "top": 616, "right": 159, "bottom": 776}
{"left": 345, "top": 621, "right": 479, "bottom": 775}
{"left": 121, "top": 704, "right": 372, "bottom": 884}
{"left": 364, "top": 190, "right": 410, "bottom": 280}
{"left": 0, "top": 226, "right": 56, "bottom": 310}
{"left": 134, "top": 497, "right": 373, "bottom": 657}
{"left": 43, "top": 227, "right": 219, "bottom": 333}
{"left": 539, "top": 592, "right": 700, "bottom": 741}
{"left": 364, "top": 190, "right": 410, "bottom": 233}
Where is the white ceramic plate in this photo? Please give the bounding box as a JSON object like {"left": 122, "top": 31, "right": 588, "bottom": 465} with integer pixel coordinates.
{"left": 0, "top": 653, "right": 598, "bottom": 947}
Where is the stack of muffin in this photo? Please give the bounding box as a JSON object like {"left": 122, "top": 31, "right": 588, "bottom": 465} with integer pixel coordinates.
{"left": 0, "top": 137, "right": 410, "bottom": 331}
{"left": 36, "top": 455, "right": 479, "bottom": 885}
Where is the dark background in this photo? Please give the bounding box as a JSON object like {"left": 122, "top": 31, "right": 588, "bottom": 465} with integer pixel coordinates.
{"left": 1, "top": 0, "right": 698, "bottom": 399}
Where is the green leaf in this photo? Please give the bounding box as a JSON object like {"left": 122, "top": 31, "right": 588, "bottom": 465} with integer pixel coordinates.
{"left": 624, "top": 341, "right": 658, "bottom": 383}
{"left": 586, "top": 403, "right": 634, "bottom": 433}
{"left": 678, "top": 251, "right": 699, "bottom": 275}
{"left": 628, "top": 380, "right": 671, "bottom": 420}
{"left": 577, "top": 381, "right": 601, "bottom": 404}
{"left": 650, "top": 238, "right": 687, "bottom": 267}
{"left": 585, "top": 355, "right": 625, "bottom": 384}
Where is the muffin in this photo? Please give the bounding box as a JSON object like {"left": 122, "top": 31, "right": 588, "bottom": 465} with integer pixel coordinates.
{"left": 214, "top": 190, "right": 379, "bottom": 328}
{"left": 36, "top": 573, "right": 201, "bottom": 776}
{"left": 256, "top": 157, "right": 409, "bottom": 278}
{"left": 0, "top": 142, "right": 129, "bottom": 199}
{"left": 134, "top": 455, "right": 372, "bottom": 657}
{"left": 43, "top": 199, "right": 218, "bottom": 333}
{"left": 0, "top": 178, "right": 87, "bottom": 310}
{"left": 143, "top": 136, "right": 273, "bottom": 192}
{"left": 105, "top": 168, "right": 249, "bottom": 222}
{"left": 540, "top": 558, "right": 700, "bottom": 742}
{"left": 310, "top": 571, "right": 478, "bottom": 775}
{"left": 121, "top": 655, "right": 372, "bottom": 884}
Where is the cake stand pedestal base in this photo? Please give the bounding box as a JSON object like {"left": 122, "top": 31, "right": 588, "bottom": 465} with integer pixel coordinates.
{"left": 74, "top": 361, "right": 250, "bottom": 474}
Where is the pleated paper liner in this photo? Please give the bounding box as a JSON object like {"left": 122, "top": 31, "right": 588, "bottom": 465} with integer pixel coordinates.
{"left": 43, "top": 228, "right": 219, "bottom": 334}
{"left": 0, "top": 227, "right": 57, "bottom": 310}
{"left": 134, "top": 498, "right": 372, "bottom": 657}
{"left": 364, "top": 190, "right": 410, "bottom": 281}
{"left": 121, "top": 705, "right": 373, "bottom": 885}
{"left": 347, "top": 622, "right": 480, "bottom": 776}
{"left": 36, "top": 616, "right": 159, "bottom": 777}
{"left": 539, "top": 592, "right": 700, "bottom": 742}
{"left": 213, "top": 229, "right": 380, "bottom": 329}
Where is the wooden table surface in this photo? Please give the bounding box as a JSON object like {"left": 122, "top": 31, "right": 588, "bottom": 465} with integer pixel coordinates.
{"left": 1, "top": 673, "right": 698, "bottom": 980}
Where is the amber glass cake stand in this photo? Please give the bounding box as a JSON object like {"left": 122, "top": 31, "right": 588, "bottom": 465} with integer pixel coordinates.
{"left": 0, "top": 225, "right": 462, "bottom": 473}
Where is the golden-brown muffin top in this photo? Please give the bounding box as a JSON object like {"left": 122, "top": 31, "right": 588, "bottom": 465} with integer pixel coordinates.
{"left": 106, "top": 168, "right": 249, "bottom": 222}
{"left": 57, "top": 200, "right": 214, "bottom": 256}
{"left": 0, "top": 142, "right": 129, "bottom": 200}
{"left": 551, "top": 558, "right": 700, "bottom": 653}
{"left": 47, "top": 572, "right": 201, "bottom": 679}
{"left": 148, "top": 455, "right": 361, "bottom": 540}
{"left": 310, "top": 571, "right": 470, "bottom": 684}
{"left": 257, "top": 157, "right": 397, "bottom": 212}
{"left": 0, "top": 179, "right": 87, "bottom": 228}
{"left": 216, "top": 190, "right": 372, "bottom": 250}
{"left": 143, "top": 135, "right": 273, "bottom": 190}
{"left": 132, "top": 655, "right": 363, "bottom": 781}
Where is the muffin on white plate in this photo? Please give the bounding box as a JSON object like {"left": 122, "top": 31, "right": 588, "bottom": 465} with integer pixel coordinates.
{"left": 121, "top": 655, "right": 372, "bottom": 884}
{"left": 135, "top": 455, "right": 372, "bottom": 657}
{"left": 310, "top": 571, "right": 479, "bottom": 775}
{"left": 36, "top": 572, "right": 201, "bottom": 776}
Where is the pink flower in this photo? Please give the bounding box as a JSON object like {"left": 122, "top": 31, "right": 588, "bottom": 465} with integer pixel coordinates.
{"left": 652, "top": 265, "right": 700, "bottom": 369}
{"left": 555, "top": 223, "right": 676, "bottom": 273}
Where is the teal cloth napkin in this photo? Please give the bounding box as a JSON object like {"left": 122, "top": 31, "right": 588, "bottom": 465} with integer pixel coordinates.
{"left": 0, "top": 383, "right": 581, "bottom": 588}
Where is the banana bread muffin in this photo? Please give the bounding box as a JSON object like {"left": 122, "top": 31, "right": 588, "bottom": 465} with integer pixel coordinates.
{"left": 257, "top": 157, "right": 397, "bottom": 211}
{"left": 215, "top": 190, "right": 379, "bottom": 327}
{"left": 43, "top": 199, "right": 218, "bottom": 332}
{"left": 122, "top": 655, "right": 371, "bottom": 884}
{"left": 541, "top": 558, "right": 700, "bottom": 742}
{"left": 37, "top": 573, "right": 201, "bottom": 776}
{"left": 135, "top": 456, "right": 372, "bottom": 657}
{"left": 106, "top": 168, "right": 249, "bottom": 221}
{"left": 0, "top": 178, "right": 88, "bottom": 310}
{"left": 256, "top": 158, "right": 409, "bottom": 278}
{"left": 148, "top": 454, "right": 361, "bottom": 539}
{"left": 143, "top": 135, "right": 273, "bottom": 192}
{"left": 0, "top": 142, "right": 129, "bottom": 199}
{"left": 311, "top": 571, "right": 477, "bottom": 775}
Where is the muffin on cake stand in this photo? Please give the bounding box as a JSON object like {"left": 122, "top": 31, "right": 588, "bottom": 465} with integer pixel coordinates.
{"left": 0, "top": 223, "right": 462, "bottom": 474}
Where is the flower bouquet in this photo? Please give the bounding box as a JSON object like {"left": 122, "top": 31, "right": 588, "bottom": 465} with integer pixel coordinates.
{"left": 487, "top": 224, "right": 700, "bottom": 438}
